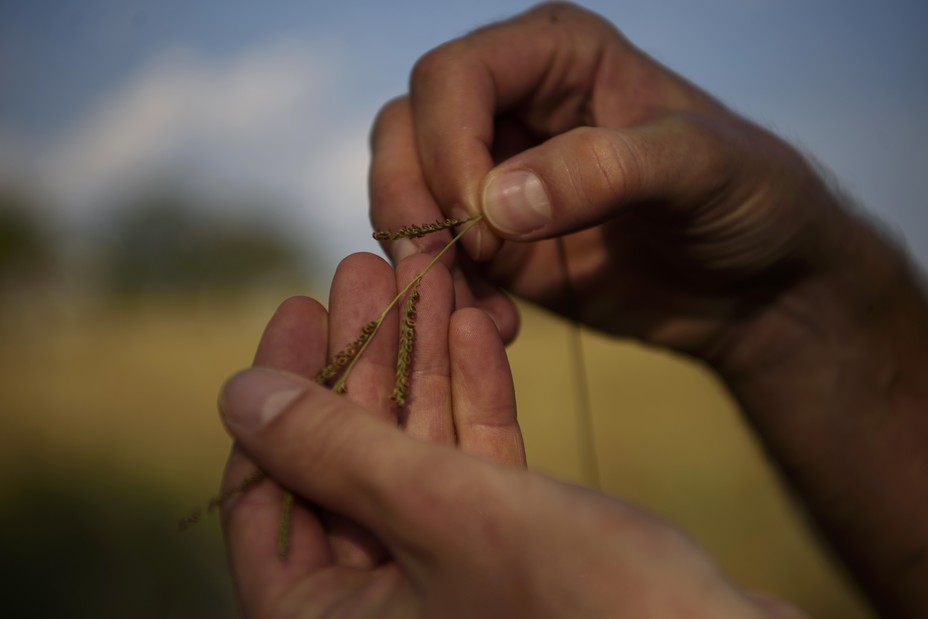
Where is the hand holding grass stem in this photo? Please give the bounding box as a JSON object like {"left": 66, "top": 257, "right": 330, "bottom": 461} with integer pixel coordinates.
{"left": 180, "top": 215, "right": 483, "bottom": 558}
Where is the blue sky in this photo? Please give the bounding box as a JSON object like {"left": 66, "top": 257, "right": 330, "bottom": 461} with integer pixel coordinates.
{"left": 2, "top": 0, "right": 927, "bottom": 278}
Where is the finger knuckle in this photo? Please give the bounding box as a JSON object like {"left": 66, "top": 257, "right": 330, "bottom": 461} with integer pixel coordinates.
{"left": 410, "top": 44, "right": 455, "bottom": 90}
{"left": 529, "top": 1, "right": 620, "bottom": 33}
{"left": 574, "top": 127, "right": 639, "bottom": 203}
{"left": 370, "top": 96, "right": 408, "bottom": 148}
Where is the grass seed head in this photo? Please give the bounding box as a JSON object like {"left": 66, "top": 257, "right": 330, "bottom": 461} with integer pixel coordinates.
{"left": 315, "top": 321, "right": 378, "bottom": 387}
{"left": 391, "top": 279, "right": 421, "bottom": 407}
{"left": 373, "top": 217, "right": 475, "bottom": 241}
{"left": 178, "top": 468, "right": 266, "bottom": 532}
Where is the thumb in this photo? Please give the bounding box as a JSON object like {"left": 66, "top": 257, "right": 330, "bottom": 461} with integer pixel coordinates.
{"left": 219, "top": 367, "right": 455, "bottom": 548}
{"left": 481, "top": 120, "right": 727, "bottom": 239}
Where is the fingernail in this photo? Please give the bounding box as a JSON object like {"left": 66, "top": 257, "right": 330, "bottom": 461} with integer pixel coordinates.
{"left": 220, "top": 368, "right": 304, "bottom": 434}
{"left": 483, "top": 170, "right": 552, "bottom": 236}
{"left": 392, "top": 238, "right": 419, "bottom": 263}
{"left": 451, "top": 207, "right": 483, "bottom": 258}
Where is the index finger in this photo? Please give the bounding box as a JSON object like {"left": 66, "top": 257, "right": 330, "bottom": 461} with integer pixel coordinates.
{"left": 368, "top": 100, "right": 521, "bottom": 342}
{"left": 368, "top": 98, "right": 482, "bottom": 314}
{"left": 408, "top": 3, "right": 622, "bottom": 260}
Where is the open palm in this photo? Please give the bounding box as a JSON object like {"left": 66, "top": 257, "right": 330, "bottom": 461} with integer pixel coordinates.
{"left": 220, "top": 252, "right": 524, "bottom": 617}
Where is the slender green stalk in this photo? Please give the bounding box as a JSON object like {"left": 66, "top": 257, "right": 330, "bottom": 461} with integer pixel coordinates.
{"left": 372, "top": 217, "right": 473, "bottom": 240}
{"left": 277, "top": 491, "right": 295, "bottom": 557}
{"left": 556, "top": 237, "right": 600, "bottom": 490}
{"left": 177, "top": 469, "right": 266, "bottom": 532}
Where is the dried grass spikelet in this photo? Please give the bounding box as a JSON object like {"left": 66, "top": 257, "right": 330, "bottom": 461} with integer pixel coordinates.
{"left": 314, "top": 320, "right": 378, "bottom": 389}
{"left": 372, "top": 217, "right": 473, "bottom": 240}
{"left": 177, "top": 469, "right": 266, "bottom": 532}
{"left": 391, "top": 278, "right": 421, "bottom": 407}
{"left": 277, "top": 490, "right": 295, "bottom": 557}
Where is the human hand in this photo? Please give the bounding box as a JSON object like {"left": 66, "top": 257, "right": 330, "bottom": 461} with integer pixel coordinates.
{"left": 220, "top": 251, "right": 525, "bottom": 616}
{"left": 218, "top": 253, "right": 805, "bottom": 618}
{"left": 369, "top": 2, "right": 859, "bottom": 364}
{"left": 368, "top": 5, "right": 928, "bottom": 616}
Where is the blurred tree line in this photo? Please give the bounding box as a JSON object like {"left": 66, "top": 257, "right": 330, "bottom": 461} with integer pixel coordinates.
{"left": 0, "top": 186, "right": 315, "bottom": 304}
{"left": 1, "top": 184, "right": 317, "bottom": 617}
{"left": 0, "top": 191, "right": 54, "bottom": 287}
{"left": 102, "top": 192, "right": 310, "bottom": 298}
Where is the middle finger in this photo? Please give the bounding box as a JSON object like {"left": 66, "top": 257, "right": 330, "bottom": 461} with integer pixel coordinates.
{"left": 393, "top": 254, "right": 455, "bottom": 445}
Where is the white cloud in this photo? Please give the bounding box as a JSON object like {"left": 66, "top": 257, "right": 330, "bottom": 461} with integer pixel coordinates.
{"left": 43, "top": 42, "right": 316, "bottom": 204}
{"left": 297, "top": 123, "right": 377, "bottom": 265}
{"left": 28, "top": 38, "right": 383, "bottom": 277}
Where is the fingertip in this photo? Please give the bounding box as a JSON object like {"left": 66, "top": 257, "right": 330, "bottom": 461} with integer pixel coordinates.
{"left": 449, "top": 306, "right": 496, "bottom": 341}
{"left": 478, "top": 126, "right": 646, "bottom": 240}
{"left": 272, "top": 294, "right": 325, "bottom": 317}
{"left": 470, "top": 284, "right": 520, "bottom": 344}
{"left": 391, "top": 238, "right": 419, "bottom": 263}
{"left": 487, "top": 307, "right": 520, "bottom": 345}
{"left": 253, "top": 295, "right": 329, "bottom": 374}
{"left": 449, "top": 207, "right": 503, "bottom": 263}
{"left": 449, "top": 306, "right": 514, "bottom": 399}
{"left": 369, "top": 95, "right": 410, "bottom": 152}
{"left": 220, "top": 367, "right": 307, "bottom": 438}
{"left": 449, "top": 306, "right": 511, "bottom": 372}
{"left": 334, "top": 251, "right": 394, "bottom": 278}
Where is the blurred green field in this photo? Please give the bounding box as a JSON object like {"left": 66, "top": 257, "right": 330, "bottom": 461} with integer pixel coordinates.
{"left": 0, "top": 293, "right": 873, "bottom": 618}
